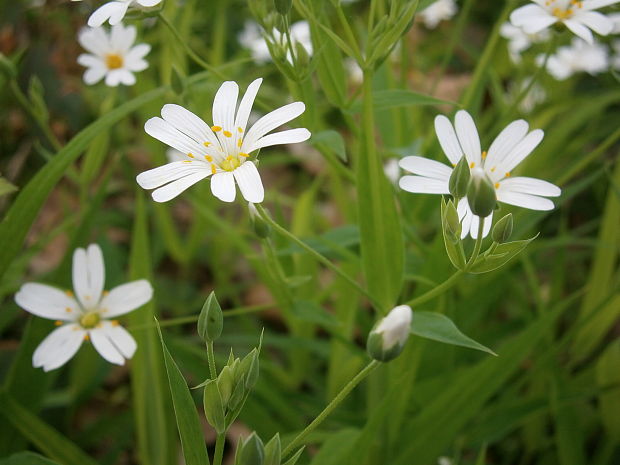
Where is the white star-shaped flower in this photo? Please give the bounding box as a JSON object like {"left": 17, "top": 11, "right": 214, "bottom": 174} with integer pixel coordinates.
{"left": 419, "top": 0, "right": 458, "bottom": 29}
{"left": 136, "top": 78, "right": 311, "bottom": 203}
{"left": 539, "top": 37, "right": 609, "bottom": 79}
{"left": 77, "top": 24, "right": 150, "bottom": 87}
{"left": 510, "top": 0, "right": 620, "bottom": 44}
{"left": 87, "top": 0, "right": 162, "bottom": 27}
{"left": 15, "top": 244, "right": 153, "bottom": 371}
{"left": 398, "top": 110, "right": 561, "bottom": 239}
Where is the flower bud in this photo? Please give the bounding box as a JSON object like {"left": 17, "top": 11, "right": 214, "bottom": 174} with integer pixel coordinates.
{"left": 442, "top": 199, "right": 461, "bottom": 242}
{"left": 367, "top": 305, "right": 412, "bottom": 362}
{"left": 448, "top": 157, "right": 470, "bottom": 200}
{"left": 237, "top": 432, "right": 264, "bottom": 465}
{"left": 466, "top": 168, "right": 496, "bottom": 217}
{"left": 492, "top": 213, "right": 513, "bottom": 244}
{"left": 198, "top": 291, "right": 223, "bottom": 342}
{"left": 273, "top": 0, "right": 292, "bottom": 15}
{"left": 248, "top": 203, "right": 271, "bottom": 239}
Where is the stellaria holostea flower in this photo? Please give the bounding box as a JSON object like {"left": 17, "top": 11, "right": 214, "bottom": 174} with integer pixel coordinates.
{"left": 77, "top": 24, "right": 150, "bottom": 87}
{"left": 399, "top": 110, "right": 561, "bottom": 239}
{"left": 538, "top": 37, "right": 609, "bottom": 79}
{"left": 136, "top": 78, "right": 311, "bottom": 203}
{"left": 510, "top": 0, "right": 620, "bottom": 45}
{"left": 87, "top": 0, "right": 163, "bottom": 27}
{"left": 419, "top": 0, "right": 458, "bottom": 29}
{"left": 15, "top": 244, "right": 153, "bottom": 371}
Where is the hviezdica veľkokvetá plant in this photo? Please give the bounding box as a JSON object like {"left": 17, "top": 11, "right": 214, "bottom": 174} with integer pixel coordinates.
{"left": 15, "top": 244, "right": 153, "bottom": 371}
{"left": 136, "top": 78, "right": 311, "bottom": 203}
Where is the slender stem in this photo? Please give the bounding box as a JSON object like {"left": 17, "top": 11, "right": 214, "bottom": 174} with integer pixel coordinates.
{"left": 213, "top": 432, "right": 226, "bottom": 465}
{"left": 207, "top": 341, "right": 217, "bottom": 380}
{"left": 406, "top": 270, "right": 464, "bottom": 307}
{"left": 466, "top": 219, "right": 486, "bottom": 268}
{"left": 281, "top": 360, "right": 380, "bottom": 459}
{"left": 254, "top": 205, "right": 381, "bottom": 309}
{"left": 158, "top": 13, "right": 225, "bottom": 79}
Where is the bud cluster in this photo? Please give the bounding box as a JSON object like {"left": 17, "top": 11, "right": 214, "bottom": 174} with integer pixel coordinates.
{"left": 234, "top": 432, "right": 303, "bottom": 465}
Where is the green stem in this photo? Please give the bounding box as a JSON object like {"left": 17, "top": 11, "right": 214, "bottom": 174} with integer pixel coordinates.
{"left": 281, "top": 360, "right": 380, "bottom": 459}
{"left": 255, "top": 204, "right": 381, "bottom": 308}
{"left": 207, "top": 341, "right": 217, "bottom": 380}
{"left": 466, "top": 218, "right": 486, "bottom": 268}
{"left": 406, "top": 270, "right": 464, "bottom": 307}
{"left": 158, "top": 13, "right": 225, "bottom": 79}
{"left": 213, "top": 432, "right": 226, "bottom": 465}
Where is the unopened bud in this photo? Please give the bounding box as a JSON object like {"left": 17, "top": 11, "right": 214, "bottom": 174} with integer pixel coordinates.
{"left": 198, "top": 291, "right": 223, "bottom": 342}
{"left": 492, "top": 213, "right": 513, "bottom": 244}
{"left": 238, "top": 432, "right": 264, "bottom": 465}
{"left": 442, "top": 199, "right": 461, "bottom": 242}
{"left": 367, "top": 305, "right": 412, "bottom": 362}
{"left": 248, "top": 203, "right": 271, "bottom": 239}
{"left": 449, "top": 157, "right": 470, "bottom": 200}
{"left": 466, "top": 168, "right": 496, "bottom": 217}
{"left": 273, "top": 0, "right": 292, "bottom": 15}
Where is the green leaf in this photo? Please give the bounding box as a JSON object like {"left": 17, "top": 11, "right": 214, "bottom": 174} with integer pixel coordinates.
{"left": 156, "top": 320, "right": 210, "bottom": 465}
{"left": 348, "top": 89, "right": 458, "bottom": 113}
{"left": 309, "top": 17, "right": 347, "bottom": 107}
{"left": 203, "top": 380, "right": 226, "bottom": 434}
{"left": 469, "top": 235, "right": 538, "bottom": 274}
{"left": 0, "top": 177, "right": 17, "bottom": 197}
{"left": 282, "top": 447, "right": 305, "bottom": 465}
{"left": 310, "top": 130, "right": 347, "bottom": 162}
{"left": 596, "top": 339, "right": 620, "bottom": 441}
{"left": 0, "top": 392, "right": 98, "bottom": 465}
{"left": 0, "top": 452, "right": 61, "bottom": 465}
{"left": 441, "top": 198, "right": 466, "bottom": 270}
{"left": 198, "top": 291, "right": 224, "bottom": 342}
{"left": 410, "top": 311, "right": 496, "bottom": 356}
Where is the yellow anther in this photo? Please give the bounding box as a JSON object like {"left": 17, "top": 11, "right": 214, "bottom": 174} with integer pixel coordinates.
{"left": 239, "top": 152, "right": 249, "bottom": 157}
{"left": 226, "top": 155, "right": 233, "bottom": 161}
{"left": 204, "top": 141, "right": 212, "bottom": 147}
{"left": 481, "top": 151, "right": 487, "bottom": 159}
{"left": 204, "top": 155, "right": 213, "bottom": 162}
{"left": 211, "top": 164, "right": 217, "bottom": 175}
{"left": 505, "top": 172, "right": 511, "bottom": 177}
{"left": 211, "top": 126, "right": 222, "bottom": 132}
{"left": 470, "top": 162, "right": 475, "bottom": 169}
{"left": 65, "top": 307, "right": 72, "bottom": 313}
{"left": 223, "top": 130, "right": 232, "bottom": 138}
{"left": 84, "top": 333, "right": 90, "bottom": 341}
{"left": 237, "top": 138, "right": 243, "bottom": 148}
{"left": 55, "top": 320, "right": 63, "bottom": 326}
{"left": 188, "top": 153, "right": 195, "bottom": 158}
{"left": 238, "top": 127, "right": 244, "bottom": 133}
{"left": 490, "top": 167, "right": 496, "bottom": 172}
{"left": 111, "top": 320, "right": 119, "bottom": 326}
{"left": 494, "top": 182, "right": 500, "bottom": 189}
{"left": 183, "top": 160, "right": 192, "bottom": 163}
{"left": 103, "top": 290, "right": 109, "bottom": 296}
{"left": 105, "top": 53, "right": 123, "bottom": 70}
{"left": 65, "top": 290, "right": 73, "bottom": 297}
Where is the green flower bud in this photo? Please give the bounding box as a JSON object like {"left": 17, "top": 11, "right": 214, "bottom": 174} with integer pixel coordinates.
{"left": 367, "top": 305, "right": 412, "bottom": 362}
{"left": 197, "top": 291, "right": 223, "bottom": 342}
{"left": 492, "top": 213, "right": 513, "bottom": 244}
{"left": 248, "top": 203, "right": 271, "bottom": 239}
{"left": 274, "top": 0, "right": 292, "bottom": 15}
{"left": 238, "top": 433, "right": 264, "bottom": 465}
{"left": 263, "top": 434, "right": 281, "bottom": 465}
{"left": 442, "top": 199, "right": 461, "bottom": 242}
{"left": 466, "top": 168, "right": 497, "bottom": 217}
{"left": 449, "top": 157, "right": 471, "bottom": 200}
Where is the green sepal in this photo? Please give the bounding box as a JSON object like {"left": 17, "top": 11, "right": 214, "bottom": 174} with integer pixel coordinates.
{"left": 198, "top": 291, "right": 223, "bottom": 342}
{"left": 491, "top": 213, "right": 513, "bottom": 244}
{"left": 263, "top": 433, "right": 281, "bottom": 465}
{"left": 441, "top": 198, "right": 466, "bottom": 270}
{"left": 203, "top": 380, "right": 226, "bottom": 434}
{"left": 469, "top": 234, "right": 539, "bottom": 274}
{"left": 282, "top": 447, "right": 305, "bottom": 465}
{"left": 238, "top": 432, "right": 264, "bottom": 465}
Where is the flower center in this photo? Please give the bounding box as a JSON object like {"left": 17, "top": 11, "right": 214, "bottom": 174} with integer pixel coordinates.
{"left": 547, "top": 0, "right": 583, "bottom": 20}
{"left": 79, "top": 311, "right": 101, "bottom": 329}
{"left": 105, "top": 53, "right": 124, "bottom": 69}
{"left": 220, "top": 155, "right": 241, "bottom": 172}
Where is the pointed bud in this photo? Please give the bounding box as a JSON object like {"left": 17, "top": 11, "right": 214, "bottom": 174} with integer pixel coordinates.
{"left": 492, "top": 213, "right": 513, "bottom": 244}
{"left": 466, "top": 168, "right": 496, "bottom": 217}
{"left": 198, "top": 291, "right": 223, "bottom": 342}
{"left": 367, "top": 305, "right": 412, "bottom": 362}
{"left": 449, "top": 157, "right": 470, "bottom": 200}
{"left": 274, "top": 0, "right": 292, "bottom": 15}
{"left": 248, "top": 203, "right": 271, "bottom": 239}
{"left": 263, "top": 433, "right": 281, "bottom": 465}
{"left": 238, "top": 432, "right": 264, "bottom": 465}
{"left": 442, "top": 199, "right": 461, "bottom": 242}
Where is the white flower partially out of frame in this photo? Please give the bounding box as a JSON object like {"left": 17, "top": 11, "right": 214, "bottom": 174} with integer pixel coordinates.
{"left": 136, "top": 78, "right": 311, "bottom": 203}
{"left": 418, "top": 0, "right": 458, "bottom": 29}
{"left": 510, "top": 0, "right": 620, "bottom": 45}
{"left": 539, "top": 37, "right": 609, "bottom": 79}
{"left": 398, "top": 110, "right": 561, "bottom": 239}
{"left": 86, "top": 0, "right": 163, "bottom": 28}
{"left": 14, "top": 244, "right": 153, "bottom": 371}
{"left": 77, "top": 24, "right": 150, "bottom": 87}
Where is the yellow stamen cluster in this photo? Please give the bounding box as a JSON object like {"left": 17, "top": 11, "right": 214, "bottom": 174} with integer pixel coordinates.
{"left": 105, "top": 53, "right": 124, "bottom": 70}
{"left": 79, "top": 311, "right": 101, "bottom": 329}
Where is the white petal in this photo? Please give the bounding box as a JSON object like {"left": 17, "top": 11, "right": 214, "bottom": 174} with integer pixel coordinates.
{"left": 100, "top": 322, "right": 137, "bottom": 359}
{"left": 87, "top": 2, "right": 129, "bottom": 27}
{"left": 104, "top": 69, "right": 123, "bottom": 87}
{"left": 398, "top": 156, "right": 452, "bottom": 180}
{"left": 583, "top": 0, "right": 620, "bottom": 10}
{"left": 564, "top": 19, "right": 594, "bottom": 44}
{"left": 399, "top": 175, "right": 449, "bottom": 194}
{"left": 242, "top": 102, "right": 306, "bottom": 153}
{"left": 496, "top": 190, "right": 555, "bottom": 210}
{"left": 521, "top": 14, "right": 558, "bottom": 34}
{"left": 234, "top": 78, "right": 263, "bottom": 133}
{"left": 469, "top": 211, "right": 493, "bottom": 239}
{"left": 151, "top": 171, "right": 211, "bottom": 202}
{"left": 248, "top": 128, "right": 311, "bottom": 152}
{"left": 83, "top": 66, "right": 107, "bottom": 85}
{"left": 77, "top": 53, "right": 103, "bottom": 68}
{"left": 485, "top": 120, "right": 529, "bottom": 175}
{"left": 458, "top": 199, "right": 474, "bottom": 239}
{"left": 160, "top": 104, "right": 219, "bottom": 148}
{"left": 137, "top": 0, "right": 162, "bottom": 6}
{"left": 498, "top": 177, "right": 561, "bottom": 197}
{"left": 72, "top": 245, "right": 105, "bottom": 310}
{"left": 510, "top": 4, "right": 550, "bottom": 27}
{"left": 454, "top": 110, "right": 481, "bottom": 166}
{"left": 496, "top": 129, "right": 544, "bottom": 175}
{"left": 110, "top": 23, "right": 136, "bottom": 53}
{"left": 100, "top": 280, "right": 153, "bottom": 318}
{"left": 212, "top": 80, "right": 239, "bottom": 140}
{"left": 125, "top": 44, "right": 151, "bottom": 63}
{"left": 78, "top": 27, "right": 110, "bottom": 56}
{"left": 33, "top": 324, "right": 85, "bottom": 371}
{"left": 233, "top": 162, "right": 264, "bottom": 203}
{"left": 434, "top": 115, "right": 463, "bottom": 165}
{"left": 136, "top": 161, "right": 210, "bottom": 189}
{"left": 145, "top": 117, "right": 211, "bottom": 157}
{"left": 116, "top": 69, "right": 137, "bottom": 86}
{"left": 574, "top": 11, "right": 613, "bottom": 35}
{"left": 211, "top": 171, "right": 236, "bottom": 202}
{"left": 15, "top": 283, "right": 79, "bottom": 321}
{"left": 90, "top": 327, "right": 125, "bottom": 365}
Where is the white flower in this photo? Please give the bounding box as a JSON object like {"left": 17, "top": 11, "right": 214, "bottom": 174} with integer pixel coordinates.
{"left": 510, "top": 0, "right": 620, "bottom": 45}
{"left": 77, "top": 24, "right": 150, "bottom": 87}
{"left": 610, "top": 12, "right": 620, "bottom": 32}
{"left": 500, "top": 22, "right": 550, "bottom": 62}
{"left": 384, "top": 158, "right": 401, "bottom": 186}
{"left": 539, "top": 38, "right": 609, "bottom": 79}
{"left": 87, "top": 0, "right": 162, "bottom": 27}
{"left": 399, "top": 110, "right": 561, "bottom": 239}
{"left": 373, "top": 305, "right": 412, "bottom": 352}
{"left": 419, "top": 0, "right": 458, "bottom": 29}
{"left": 238, "top": 20, "right": 313, "bottom": 65}
{"left": 136, "top": 78, "right": 311, "bottom": 203}
{"left": 15, "top": 244, "right": 153, "bottom": 371}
